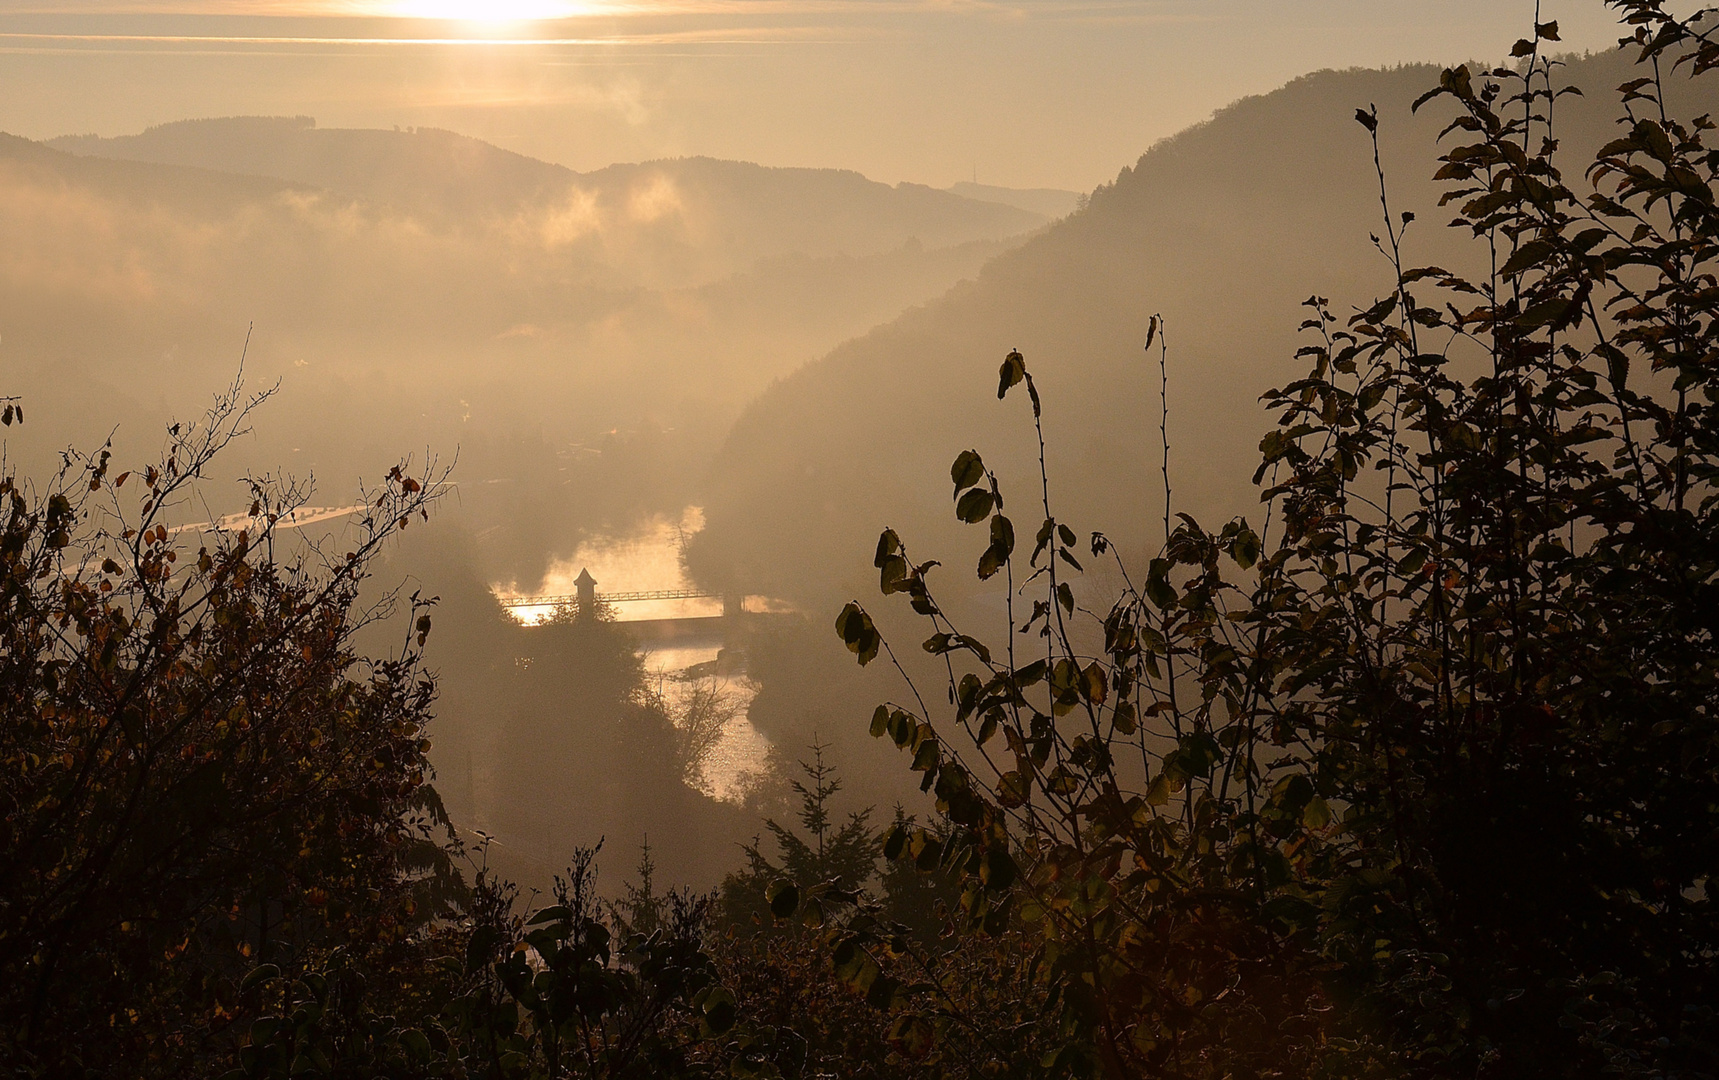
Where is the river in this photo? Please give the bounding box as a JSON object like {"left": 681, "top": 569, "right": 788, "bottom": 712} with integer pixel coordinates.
{"left": 495, "top": 508, "right": 772, "bottom": 802}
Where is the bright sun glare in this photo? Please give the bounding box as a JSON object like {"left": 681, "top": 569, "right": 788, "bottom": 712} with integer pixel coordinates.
{"left": 388, "top": 1, "right": 588, "bottom": 20}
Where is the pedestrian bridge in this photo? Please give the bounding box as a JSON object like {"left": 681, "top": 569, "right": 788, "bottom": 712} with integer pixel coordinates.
{"left": 495, "top": 587, "right": 720, "bottom": 611}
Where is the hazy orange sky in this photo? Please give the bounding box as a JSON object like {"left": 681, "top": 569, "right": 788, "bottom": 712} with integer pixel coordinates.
{"left": 0, "top": 2, "right": 1649, "bottom": 189}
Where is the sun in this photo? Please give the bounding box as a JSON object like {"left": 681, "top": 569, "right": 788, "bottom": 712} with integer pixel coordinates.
{"left": 387, "top": 1, "right": 590, "bottom": 20}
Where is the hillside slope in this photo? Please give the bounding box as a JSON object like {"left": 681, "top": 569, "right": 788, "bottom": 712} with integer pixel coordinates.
{"left": 947, "top": 181, "right": 1082, "bottom": 219}
{"left": 686, "top": 47, "right": 1700, "bottom": 616}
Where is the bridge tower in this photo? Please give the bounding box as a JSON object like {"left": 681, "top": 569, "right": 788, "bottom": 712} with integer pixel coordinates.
{"left": 574, "top": 568, "right": 597, "bottom": 619}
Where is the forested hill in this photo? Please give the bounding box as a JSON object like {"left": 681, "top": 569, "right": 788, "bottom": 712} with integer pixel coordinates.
{"left": 686, "top": 45, "right": 1700, "bottom": 612}
{"left": 50, "top": 119, "right": 1046, "bottom": 289}
{"left": 947, "top": 180, "right": 1083, "bottom": 219}
{"left": 51, "top": 117, "right": 570, "bottom": 226}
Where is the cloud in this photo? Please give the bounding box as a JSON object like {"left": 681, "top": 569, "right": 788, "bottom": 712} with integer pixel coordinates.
{"left": 0, "top": 160, "right": 161, "bottom": 304}
{"left": 0, "top": 0, "right": 1173, "bottom": 19}
{"left": 532, "top": 184, "right": 603, "bottom": 245}
{"left": 626, "top": 172, "right": 680, "bottom": 222}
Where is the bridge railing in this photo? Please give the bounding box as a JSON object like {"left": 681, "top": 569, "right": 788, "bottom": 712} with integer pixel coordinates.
{"left": 496, "top": 588, "right": 716, "bottom": 610}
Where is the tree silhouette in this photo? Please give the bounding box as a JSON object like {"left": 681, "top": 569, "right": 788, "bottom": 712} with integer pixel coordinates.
{"left": 720, "top": 742, "right": 877, "bottom": 928}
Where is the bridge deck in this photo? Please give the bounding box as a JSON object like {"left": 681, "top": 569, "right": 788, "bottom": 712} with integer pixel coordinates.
{"left": 497, "top": 588, "right": 716, "bottom": 610}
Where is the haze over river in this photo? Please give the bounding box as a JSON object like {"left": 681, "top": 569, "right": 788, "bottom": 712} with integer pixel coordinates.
{"left": 496, "top": 508, "right": 771, "bottom": 801}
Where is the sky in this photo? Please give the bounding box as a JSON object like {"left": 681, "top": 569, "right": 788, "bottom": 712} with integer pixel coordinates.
{"left": 0, "top": 2, "right": 1653, "bottom": 190}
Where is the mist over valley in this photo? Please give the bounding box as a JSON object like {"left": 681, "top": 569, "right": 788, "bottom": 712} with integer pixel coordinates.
{"left": 7, "top": 4, "right": 1717, "bottom": 1076}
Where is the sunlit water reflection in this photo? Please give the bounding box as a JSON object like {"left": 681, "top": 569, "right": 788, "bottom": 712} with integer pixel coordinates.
{"left": 503, "top": 508, "right": 717, "bottom": 625}
{"left": 493, "top": 508, "right": 774, "bottom": 802}
{"left": 642, "top": 646, "right": 771, "bottom": 802}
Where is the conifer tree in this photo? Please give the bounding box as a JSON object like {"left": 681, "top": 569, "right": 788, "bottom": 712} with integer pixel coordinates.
{"left": 719, "top": 742, "right": 877, "bottom": 927}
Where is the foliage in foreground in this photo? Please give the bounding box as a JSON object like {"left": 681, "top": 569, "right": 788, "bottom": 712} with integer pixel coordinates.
{"left": 0, "top": 380, "right": 457, "bottom": 1075}
{"left": 825, "top": 3, "right": 1719, "bottom": 1077}
{"left": 230, "top": 848, "right": 766, "bottom": 1080}
{"left": 0, "top": 386, "right": 758, "bottom": 1079}
{"left": 712, "top": 749, "right": 1059, "bottom": 1080}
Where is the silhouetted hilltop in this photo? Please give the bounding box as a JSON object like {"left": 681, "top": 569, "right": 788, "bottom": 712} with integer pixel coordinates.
{"left": 579, "top": 156, "right": 1050, "bottom": 279}
{"left": 947, "top": 181, "right": 1082, "bottom": 219}
{"left": 50, "top": 119, "right": 1046, "bottom": 288}
{"left": 51, "top": 116, "right": 567, "bottom": 223}
{"left": 686, "top": 47, "right": 1699, "bottom": 616}
{"left": 2, "top": 128, "right": 312, "bottom": 214}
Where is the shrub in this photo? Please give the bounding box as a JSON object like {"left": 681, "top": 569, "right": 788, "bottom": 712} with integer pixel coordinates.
{"left": 830, "top": 4, "right": 1719, "bottom": 1076}
{"left": 0, "top": 378, "right": 453, "bottom": 1076}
